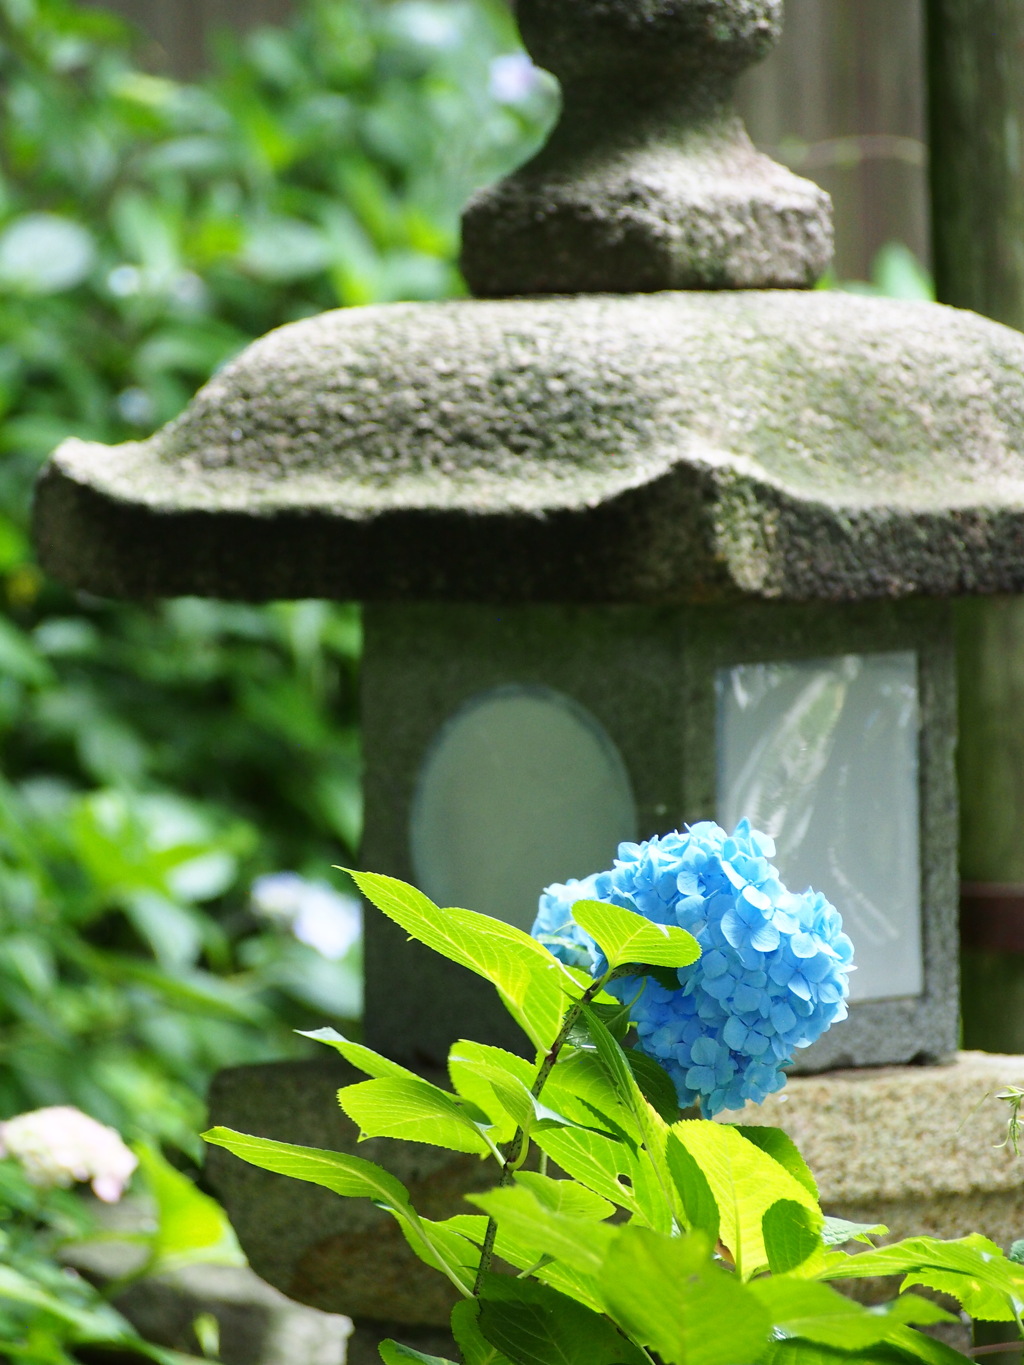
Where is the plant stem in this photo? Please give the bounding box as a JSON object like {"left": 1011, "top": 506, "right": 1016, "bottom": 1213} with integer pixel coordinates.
{"left": 472, "top": 975, "right": 609, "bottom": 1294}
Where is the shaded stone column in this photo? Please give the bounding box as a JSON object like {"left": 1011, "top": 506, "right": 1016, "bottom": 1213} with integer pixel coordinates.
{"left": 927, "top": 0, "right": 1024, "bottom": 1052}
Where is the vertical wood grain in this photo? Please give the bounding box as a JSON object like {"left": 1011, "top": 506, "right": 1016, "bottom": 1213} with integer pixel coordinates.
{"left": 927, "top": 0, "right": 1024, "bottom": 329}
{"left": 737, "top": 0, "right": 928, "bottom": 280}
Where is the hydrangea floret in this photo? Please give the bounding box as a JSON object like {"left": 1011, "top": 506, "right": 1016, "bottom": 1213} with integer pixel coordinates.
{"left": 533, "top": 819, "right": 854, "bottom": 1116}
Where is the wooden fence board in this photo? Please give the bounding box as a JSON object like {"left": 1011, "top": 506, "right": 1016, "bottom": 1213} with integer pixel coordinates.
{"left": 85, "top": 0, "right": 929, "bottom": 283}
{"left": 737, "top": 0, "right": 928, "bottom": 280}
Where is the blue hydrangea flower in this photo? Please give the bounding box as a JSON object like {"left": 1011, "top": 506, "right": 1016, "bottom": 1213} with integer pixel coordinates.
{"left": 532, "top": 820, "right": 854, "bottom": 1117}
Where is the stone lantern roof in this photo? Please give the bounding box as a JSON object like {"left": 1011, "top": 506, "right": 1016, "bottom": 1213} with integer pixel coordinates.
{"left": 32, "top": 0, "right": 1024, "bottom": 604}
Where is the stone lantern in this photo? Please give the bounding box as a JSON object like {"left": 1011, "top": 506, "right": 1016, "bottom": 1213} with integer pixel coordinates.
{"left": 31, "top": 0, "right": 1024, "bottom": 1356}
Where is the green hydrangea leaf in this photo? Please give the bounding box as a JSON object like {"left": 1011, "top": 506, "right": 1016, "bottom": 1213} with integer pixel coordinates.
{"left": 881, "top": 1324, "right": 987, "bottom": 1363}
{"left": 821, "top": 1215, "right": 888, "bottom": 1246}
{"left": 734, "top": 1125, "right": 819, "bottom": 1200}
{"left": 435, "top": 1213, "right": 489, "bottom": 1242}
{"left": 467, "top": 1184, "right": 614, "bottom": 1277}
{"left": 202, "top": 1127, "right": 473, "bottom": 1294}
{"left": 580, "top": 1003, "right": 664, "bottom": 1147}
{"left": 301, "top": 1026, "right": 420, "bottom": 1081}
{"left": 900, "top": 1269, "right": 1015, "bottom": 1323}
{"left": 476, "top": 1272, "right": 648, "bottom": 1365}
{"left": 442, "top": 1209, "right": 606, "bottom": 1313}
{"left": 448, "top": 1039, "right": 536, "bottom": 1144}
{"left": 533, "top": 1121, "right": 643, "bottom": 1216}
{"left": 451, "top": 1299, "right": 516, "bottom": 1365}
{"left": 749, "top": 1277, "right": 952, "bottom": 1351}
{"left": 666, "top": 1131, "right": 719, "bottom": 1242}
{"left": 395, "top": 1215, "right": 480, "bottom": 1288}
{"left": 579, "top": 1003, "right": 679, "bottom": 1231}
{"left": 542, "top": 1047, "right": 640, "bottom": 1141}
{"left": 206, "top": 1130, "right": 477, "bottom": 1299}
{"left": 763, "top": 1199, "right": 825, "bottom": 1275}
{"left": 598, "top": 1225, "right": 771, "bottom": 1365}
{"left": 134, "top": 1142, "right": 243, "bottom": 1272}
{"left": 347, "top": 870, "right": 582, "bottom": 1050}
{"left": 513, "top": 1170, "right": 615, "bottom": 1222}
{"left": 203, "top": 1126, "right": 411, "bottom": 1204}
{"left": 770, "top": 1326, "right": 977, "bottom": 1365}
{"left": 442, "top": 1050, "right": 584, "bottom": 1139}
{"left": 670, "top": 1120, "right": 821, "bottom": 1278}
{"left": 571, "top": 899, "right": 700, "bottom": 972}
{"left": 565, "top": 998, "right": 632, "bottom": 1045}
{"left": 625, "top": 1049, "right": 682, "bottom": 1124}
{"left": 338, "top": 1076, "right": 494, "bottom": 1155}
{"left": 632, "top": 963, "right": 685, "bottom": 992}
{"left": 0, "top": 1264, "right": 133, "bottom": 1339}
{"left": 378, "top": 1342, "right": 457, "bottom": 1365}
{"left": 822, "top": 1234, "right": 1024, "bottom": 1322}
{"left": 878, "top": 1296, "right": 959, "bottom": 1327}
{"left": 762, "top": 1343, "right": 935, "bottom": 1365}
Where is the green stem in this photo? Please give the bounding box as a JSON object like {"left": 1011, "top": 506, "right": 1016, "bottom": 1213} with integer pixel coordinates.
{"left": 411, "top": 1218, "right": 478, "bottom": 1299}
{"left": 472, "top": 975, "right": 609, "bottom": 1294}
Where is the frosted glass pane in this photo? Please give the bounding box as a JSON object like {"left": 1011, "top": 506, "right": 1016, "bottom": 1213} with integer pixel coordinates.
{"left": 716, "top": 652, "right": 922, "bottom": 1002}
{"left": 411, "top": 686, "right": 637, "bottom": 932}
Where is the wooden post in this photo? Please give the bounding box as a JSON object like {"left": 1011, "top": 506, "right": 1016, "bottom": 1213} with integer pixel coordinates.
{"left": 927, "top": 1, "right": 1024, "bottom": 1059}
{"left": 927, "top": 0, "right": 1024, "bottom": 329}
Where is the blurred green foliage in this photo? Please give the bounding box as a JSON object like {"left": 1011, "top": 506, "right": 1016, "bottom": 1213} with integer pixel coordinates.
{"left": 0, "top": 0, "right": 556, "bottom": 1154}
{"left": 0, "top": 1139, "right": 242, "bottom": 1363}
{"left": 820, "top": 240, "right": 935, "bottom": 301}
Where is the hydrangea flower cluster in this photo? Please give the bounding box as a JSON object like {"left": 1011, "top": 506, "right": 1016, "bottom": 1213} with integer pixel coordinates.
{"left": 0, "top": 1105, "right": 137, "bottom": 1202}
{"left": 533, "top": 820, "right": 854, "bottom": 1117}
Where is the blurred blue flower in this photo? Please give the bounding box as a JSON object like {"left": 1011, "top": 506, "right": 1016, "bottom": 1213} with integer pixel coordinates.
{"left": 489, "top": 53, "right": 541, "bottom": 105}
{"left": 252, "top": 872, "right": 361, "bottom": 961}
{"left": 532, "top": 820, "right": 854, "bottom": 1117}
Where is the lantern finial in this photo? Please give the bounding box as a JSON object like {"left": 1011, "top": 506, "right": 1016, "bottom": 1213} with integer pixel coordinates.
{"left": 460, "top": 0, "right": 833, "bottom": 296}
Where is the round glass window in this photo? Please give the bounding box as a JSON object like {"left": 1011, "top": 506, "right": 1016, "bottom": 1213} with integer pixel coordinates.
{"left": 410, "top": 685, "right": 637, "bottom": 932}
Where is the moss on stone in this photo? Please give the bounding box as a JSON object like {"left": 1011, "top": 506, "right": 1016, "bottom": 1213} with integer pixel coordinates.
{"left": 33, "top": 291, "right": 1024, "bottom": 603}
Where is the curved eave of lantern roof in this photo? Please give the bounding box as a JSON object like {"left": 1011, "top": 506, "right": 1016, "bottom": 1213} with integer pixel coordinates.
{"left": 33, "top": 288, "right": 1024, "bottom": 605}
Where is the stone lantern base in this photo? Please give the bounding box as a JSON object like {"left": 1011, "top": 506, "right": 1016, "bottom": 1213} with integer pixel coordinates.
{"left": 205, "top": 1051, "right": 1024, "bottom": 1361}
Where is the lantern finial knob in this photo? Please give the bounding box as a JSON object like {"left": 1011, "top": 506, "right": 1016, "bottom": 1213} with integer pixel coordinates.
{"left": 460, "top": 0, "right": 833, "bottom": 296}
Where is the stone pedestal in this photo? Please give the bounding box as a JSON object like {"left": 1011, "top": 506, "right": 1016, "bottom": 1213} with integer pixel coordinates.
{"left": 724, "top": 1051, "right": 1024, "bottom": 1249}
{"left": 205, "top": 1052, "right": 1024, "bottom": 1359}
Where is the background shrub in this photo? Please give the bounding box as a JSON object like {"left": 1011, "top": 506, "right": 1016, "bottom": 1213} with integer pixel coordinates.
{"left": 0, "top": 0, "right": 556, "bottom": 1153}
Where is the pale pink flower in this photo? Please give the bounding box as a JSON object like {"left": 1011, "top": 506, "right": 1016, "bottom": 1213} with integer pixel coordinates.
{"left": 0, "top": 1106, "right": 137, "bottom": 1202}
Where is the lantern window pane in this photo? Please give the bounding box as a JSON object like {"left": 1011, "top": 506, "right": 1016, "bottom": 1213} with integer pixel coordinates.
{"left": 411, "top": 685, "right": 637, "bottom": 932}
{"left": 716, "top": 652, "right": 922, "bottom": 1002}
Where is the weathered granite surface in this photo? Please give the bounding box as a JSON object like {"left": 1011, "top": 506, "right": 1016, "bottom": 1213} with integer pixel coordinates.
{"left": 461, "top": 0, "right": 833, "bottom": 293}
{"left": 34, "top": 291, "right": 1024, "bottom": 604}
{"left": 360, "top": 600, "right": 959, "bottom": 1076}
{"left": 723, "top": 1051, "right": 1024, "bottom": 1244}
{"left": 206, "top": 1052, "right": 1024, "bottom": 1337}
